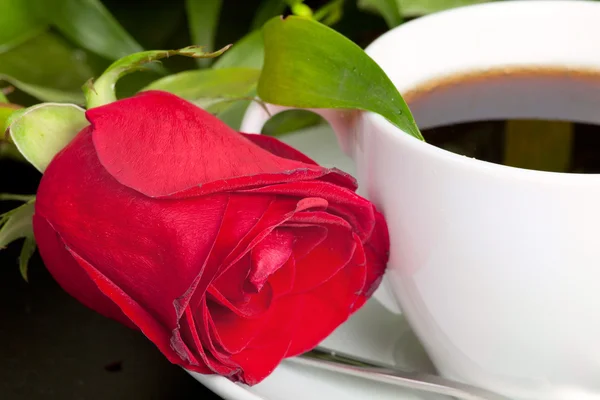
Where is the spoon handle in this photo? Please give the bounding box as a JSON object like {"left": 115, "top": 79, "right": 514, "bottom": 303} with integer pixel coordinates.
{"left": 289, "top": 347, "right": 511, "bottom": 400}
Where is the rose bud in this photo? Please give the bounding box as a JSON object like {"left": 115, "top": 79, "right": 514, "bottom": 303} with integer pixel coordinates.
{"left": 33, "top": 90, "right": 389, "bottom": 385}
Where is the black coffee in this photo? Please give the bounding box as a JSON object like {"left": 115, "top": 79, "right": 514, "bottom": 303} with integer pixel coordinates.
{"left": 421, "top": 120, "right": 600, "bottom": 173}
{"left": 404, "top": 67, "right": 600, "bottom": 173}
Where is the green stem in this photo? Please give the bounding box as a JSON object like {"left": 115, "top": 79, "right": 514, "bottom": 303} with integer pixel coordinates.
{"left": 84, "top": 45, "right": 232, "bottom": 109}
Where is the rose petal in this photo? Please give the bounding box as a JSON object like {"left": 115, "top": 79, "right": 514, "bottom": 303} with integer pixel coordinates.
{"left": 178, "top": 194, "right": 275, "bottom": 319}
{"left": 177, "top": 304, "right": 235, "bottom": 375}
{"left": 211, "top": 196, "right": 308, "bottom": 279}
{"left": 360, "top": 210, "right": 389, "bottom": 300}
{"left": 241, "top": 181, "right": 376, "bottom": 239}
{"left": 240, "top": 134, "right": 359, "bottom": 190}
{"left": 267, "top": 255, "right": 296, "bottom": 298}
{"left": 207, "top": 236, "right": 296, "bottom": 357}
{"left": 211, "top": 256, "right": 251, "bottom": 305}
{"left": 285, "top": 236, "right": 367, "bottom": 357}
{"left": 296, "top": 197, "right": 328, "bottom": 211}
{"left": 88, "top": 90, "right": 332, "bottom": 198}
{"left": 36, "top": 129, "right": 227, "bottom": 331}
{"left": 208, "top": 195, "right": 275, "bottom": 265}
{"left": 207, "top": 286, "right": 272, "bottom": 319}
{"left": 209, "top": 256, "right": 273, "bottom": 318}
{"left": 65, "top": 246, "right": 192, "bottom": 370}
{"left": 345, "top": 234, "right": 370, "bottom": 312}
{"left": 188, "top": 196, "right": 295, "bottom": 306}
{"left": 230, "top": 296, "right": 300, "bottom": 385}
{"left": 247, "top": 228, "right": 295, "bottom": 292}
{"left": 282, "top": 225, "right": 327, "bottom": 260}
{"left": 241, "top": 133, "right": 319, "bottom": 165}
{"left": 287, "top": 210, "right": 352, "bottom": 230}
{"left": 231, "top": 338, "right": 292, "bottom": 385}
{"left": 178, "top": 197, "right": 298, "bottom": 355}
{"left": 170, "top": 324, "right": 207, "bottom": 372}
{"left": 208, "top": 299, "right": 270, "bottom": 355}
{"left": 291, "top": 221, "right": 357, "bottom": 294}
{"left": 197, "top": 301, "right": 242, "bottom": 373}
{"left": 33, "top": 215, "right": 134, "bottom": 329}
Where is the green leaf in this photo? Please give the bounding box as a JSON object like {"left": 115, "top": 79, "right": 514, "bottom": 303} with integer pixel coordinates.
{"left": 0, "top": 199, "right": 37, "bottom": 282}
{"left": 0, "top": 108, "right": 13, "bottom": 131}
{"left": 263, "top": 110, "right": 324, "bottom": 136}
{"left": 0, "top": 103, "right": 20, "bottom": 132}
{"left": 0, "top": 79, "right": 83, "bottom": 104}
{"left": 143, "top": 67, "right": 260, "bottom": 105}
{"left": 252, "top": 0, "right": 288, "bottom": 30}
{"left": 39, "top": 0, "right": 145, "bottom": 60}
{"left": 0, "top": 32, "right": 94, "bottom": 103}
{"left": 209, "top": 30, "right": 266, "bottom": 129}
{"left": 0, "top": 0, "right": 46, "bottom": 53}
{"left": 258, "top": 16, "right": 422, "bottom": 140}
{"left": 216, "top": 99, "right": 253, "bottom": 130}
{"left": 19, "top": 235, "right": 36, "bottom": 282}
{"left": 358, "top": 0, "right": 403, "bottom": 28}
{"left": 0, "top": 193, "right": 36, "bottom": 202}
{"left": 85, "top": 45, "right": 231, "bottom": 109}
{"left": 185, "top": 0, "right": 223, "bottom": 68}
{"left": 313, "top": 0, "right": 345, "bottom": 26}
{"left": 0, "top": 201, "right": 34, "bottom": 248}
{"left": 7, "top": 103, "right": 88, "bottom": 172}
{"left": 213, "top": 30, "right": 264, "bottom": 70}
{"left": 290, "top": 2, "right": 313, "bottom": 17}
{"left": 398, "top": 0, "right": 493, "bottom": 16}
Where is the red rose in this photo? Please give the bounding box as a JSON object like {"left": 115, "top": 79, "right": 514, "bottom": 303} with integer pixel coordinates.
{"left": 33, "top": 91, "right": 389, "bottom": 384}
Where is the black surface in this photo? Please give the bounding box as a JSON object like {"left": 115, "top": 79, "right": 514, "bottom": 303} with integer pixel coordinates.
{"left": 0, "top": 160, "right": 223, "bottom": 400}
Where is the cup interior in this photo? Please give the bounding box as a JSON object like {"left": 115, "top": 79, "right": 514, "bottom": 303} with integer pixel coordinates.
{"left": 364, "top": 1, "right": 600, "bottom": 129}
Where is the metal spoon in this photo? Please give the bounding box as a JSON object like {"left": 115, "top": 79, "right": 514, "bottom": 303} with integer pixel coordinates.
{"left": 289, "top": 347, "right": 511, "bottom": 400}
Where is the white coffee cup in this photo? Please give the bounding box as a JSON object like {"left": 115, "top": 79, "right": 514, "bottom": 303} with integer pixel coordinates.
{"left": 241, "top": 2, "right": 600, "bottom": 399}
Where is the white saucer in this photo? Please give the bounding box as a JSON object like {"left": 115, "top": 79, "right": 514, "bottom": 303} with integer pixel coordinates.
{"left": 191, "top": 297, "right": 454, "bottom": 400}
{"left": 188, "top": 125, "right": 450, "bottom": 400}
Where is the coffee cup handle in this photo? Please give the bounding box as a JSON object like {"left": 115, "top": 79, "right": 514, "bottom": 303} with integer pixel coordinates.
{"left": 241, "top": 102, "right": 403, "bottom": 315}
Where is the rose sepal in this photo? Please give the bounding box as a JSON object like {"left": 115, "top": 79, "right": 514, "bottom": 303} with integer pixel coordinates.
{"left": 6, "top": 102, "right": 88, "bottom": 173}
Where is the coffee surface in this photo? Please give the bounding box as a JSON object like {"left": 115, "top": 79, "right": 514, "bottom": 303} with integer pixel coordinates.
{"left": 404, "top": 67, "right": 600, "bottom": 173}
{"left": 421, "top": 120, "right": 600, "bottom": 173}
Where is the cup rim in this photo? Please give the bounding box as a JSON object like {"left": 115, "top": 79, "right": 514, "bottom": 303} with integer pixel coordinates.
{"left": 369, "top": 112, "right": 600, "bottom": 184}
{"left": 363, "top": 0, "right": 600, "bottom": 182}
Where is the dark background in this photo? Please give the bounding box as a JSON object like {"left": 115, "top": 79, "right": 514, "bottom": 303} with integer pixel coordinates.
{"left": 0, "top": 160, "right": 222, "bottom": 400}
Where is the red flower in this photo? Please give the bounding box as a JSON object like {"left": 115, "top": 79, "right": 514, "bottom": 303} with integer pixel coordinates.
{"left": 33, "top": 91, "right": 389, "bottom": 384}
